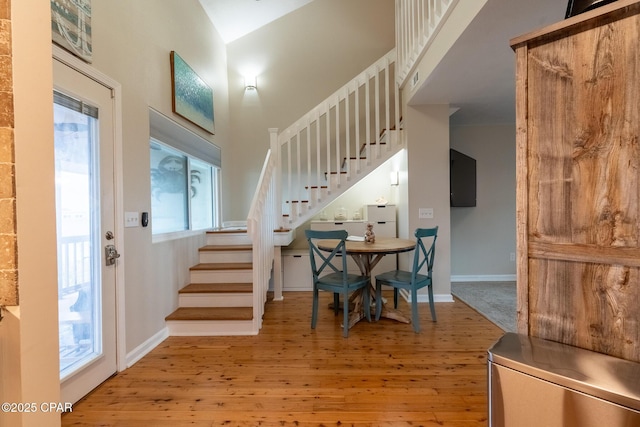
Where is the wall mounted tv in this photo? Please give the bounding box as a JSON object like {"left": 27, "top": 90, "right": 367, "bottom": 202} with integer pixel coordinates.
{"left": 450, "top": 149, "right": 476, "bottom": 207}
{"left": 565, "top": 0, "right": 617, "bottom": 18}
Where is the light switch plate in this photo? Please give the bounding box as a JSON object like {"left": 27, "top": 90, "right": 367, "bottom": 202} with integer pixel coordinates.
{"left": 125, "top": 211, "right": 139, "bottom": 227}
{"left": 419, "top": 208, "right": 434, "bottom": 219}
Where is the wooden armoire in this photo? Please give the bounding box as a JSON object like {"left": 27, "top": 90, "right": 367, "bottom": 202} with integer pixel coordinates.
{"left": 511, "top": 0, "right": 640, "bottom": 363}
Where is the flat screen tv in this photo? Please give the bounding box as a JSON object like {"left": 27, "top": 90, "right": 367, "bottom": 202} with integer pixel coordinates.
{"left": 565, "top": 0, "right": 618, "bottom": 18}
{"left": 450, "top": 149, "right": 476, "bottom": 207}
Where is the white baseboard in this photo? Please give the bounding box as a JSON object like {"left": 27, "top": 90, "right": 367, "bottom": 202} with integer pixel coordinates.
{"left": 450, "top": 274, "right": 516, "bottom": 282}
{"left": 126, "top": 327, "right": 169, "bottom": 368}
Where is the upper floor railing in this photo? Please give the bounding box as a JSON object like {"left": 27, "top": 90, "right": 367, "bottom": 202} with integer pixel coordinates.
{"left": 396, "top": 0, "right": 459, "bottom": 87}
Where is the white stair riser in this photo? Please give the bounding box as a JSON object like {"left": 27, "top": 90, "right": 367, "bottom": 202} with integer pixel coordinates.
{"left": 166, "top": 320, "right": 256, "bottom": 336}
{"left": 206, "top": 233, "right": 252, "bottom": 245}
{"left": 190, "top": 270, "right": 252, "bottom": 283}
{"left": 178, "top": 293, "right": 253, "bottom": 307}
{"left": 199, "top": 251, "right": 252, "bottom": 263}
{"left": 307, "top": 187, "right": 328, "bottom": 202}
{"left": 327, "top": 173, "right": 347, "bottom": 189}
{"left": 344, "top": 158, "right": 367, "bottom": 174}
{"left": 287, "top": 202, "right": 312, "bottom": 218}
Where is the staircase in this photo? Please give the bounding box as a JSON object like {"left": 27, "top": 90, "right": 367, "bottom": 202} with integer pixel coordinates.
{"left": 165, "top": 229, "right": 257, "bottom": 336}
{"left": 283, "top": 123, "right": 403, "bottom": 226}
{"left": 273, "top": 49, "right": 403, "bottom": 230}
{"left": 164, "top": 51, "right": 404, "bottom": 336}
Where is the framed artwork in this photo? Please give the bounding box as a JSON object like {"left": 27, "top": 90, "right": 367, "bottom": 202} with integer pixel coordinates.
{"left": 51, "top": 0, "right": 93, "bottom": 63}
{"left": 170, "top": 51, "right": 215, "bottom": 134}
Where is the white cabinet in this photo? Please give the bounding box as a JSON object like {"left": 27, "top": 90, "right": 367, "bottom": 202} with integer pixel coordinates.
{"left": 365, "top": 205, "right": 397, "bottom": 276}
{"left": 309, "top": 220, "right": 363, "bottom": 273}
{"left": 310, "top": 220, "right": 365, "bottom": 236}
{"left": 307, "top": 205, "right": 398, "bottom": 278}
{"left": 367, "top": 204, "right": 395, "bottom": 223}
{"left": 282, "top": 250, "right": 312, "bottom": 291}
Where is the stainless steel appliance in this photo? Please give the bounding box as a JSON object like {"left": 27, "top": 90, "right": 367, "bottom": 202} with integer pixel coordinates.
{"left": 488, "top": 333, "right": 640, "bottom": 426}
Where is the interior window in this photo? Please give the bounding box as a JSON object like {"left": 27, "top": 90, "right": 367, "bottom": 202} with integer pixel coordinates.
{"left": 150, "top": 139, "right": 219, "bottom": 235}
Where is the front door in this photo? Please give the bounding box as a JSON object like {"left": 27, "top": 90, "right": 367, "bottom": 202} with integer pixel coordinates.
{"left": 53, "top": 58, "right": 118, "bottom": 404}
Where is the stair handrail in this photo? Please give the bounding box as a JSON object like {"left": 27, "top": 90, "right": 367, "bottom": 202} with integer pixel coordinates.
{"left": 246, "top": 138, "right": 278, "bottom": 331}
{"left": 275, "top": 48, "right": 401, "bottom": 228}
{"left": 396, "top": 0, "right": 459, "bottom": 87}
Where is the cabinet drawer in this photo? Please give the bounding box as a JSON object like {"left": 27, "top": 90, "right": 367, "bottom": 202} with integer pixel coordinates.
{"left": 311, "top": 221, "right": 365, "bottom": 236}
{"left": 367, "top": 205, "right": 396, "bottom": 222}
{"left": 367, "top": 221, "right": 396, "bottom": 237}
{"left": 282, "top": 252, "right": 313, "bottom": 291}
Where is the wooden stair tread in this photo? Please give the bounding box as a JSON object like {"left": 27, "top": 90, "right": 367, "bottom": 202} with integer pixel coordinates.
{"left": 342, "top": 156, "right": 367, "bottom": 169}
{"left": 199, "top": 244, "right": 252, "bottom": 252}
{"left": 206, "top": 228, "right": 247, "bottom": 234}
{"left": 179, "top": 283, "right": 253, "bottom": 294}
{"left": 359, "top": 140, "right": 388, "bottom": 152}
{"left": 165, "top": 307, "right": 253, "bottom": 321}
{"left": 190, "top": 262, "right": 252, "bottom": 271}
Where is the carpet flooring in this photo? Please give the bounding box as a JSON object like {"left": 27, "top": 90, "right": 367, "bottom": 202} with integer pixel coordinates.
{"left": 451, "top": 281, "right": 516, "bottom": 332}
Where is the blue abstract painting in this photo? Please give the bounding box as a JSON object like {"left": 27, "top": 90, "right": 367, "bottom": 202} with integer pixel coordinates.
{"left": 170, "top": 51, "right": 215, "bottom": 134}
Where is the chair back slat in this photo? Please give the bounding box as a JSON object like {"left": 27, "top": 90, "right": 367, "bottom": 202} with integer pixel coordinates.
{"left": 305, "top": 229, "right": 349, "bottom": 280}
{"left": 411, "top": 227, "right": 438, "bottom": 282}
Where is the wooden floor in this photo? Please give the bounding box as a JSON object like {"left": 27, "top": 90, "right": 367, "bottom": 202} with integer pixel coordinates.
{"left": 62, "top": 291, "right": 504, "bottom": 427}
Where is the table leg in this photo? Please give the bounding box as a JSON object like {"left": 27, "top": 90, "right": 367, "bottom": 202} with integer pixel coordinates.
{"left": 345, "top": 254, "right": 411, "bottom": 327}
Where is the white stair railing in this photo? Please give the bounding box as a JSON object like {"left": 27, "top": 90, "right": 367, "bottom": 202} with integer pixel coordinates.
{"left": 276, "top": 49, "right": 402, "bottom": 229}
{"left": 247, "top": 145, "right": 278, "bottom": 332}
{"left": 396, "top": 0, "right": 459, "bottom": 87}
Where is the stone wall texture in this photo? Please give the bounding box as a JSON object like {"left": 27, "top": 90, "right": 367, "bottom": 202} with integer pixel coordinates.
{"left": 0, "top": 0, "right": 17, "bottom": 306}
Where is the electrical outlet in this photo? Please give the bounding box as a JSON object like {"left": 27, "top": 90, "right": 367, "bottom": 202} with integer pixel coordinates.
{"left": 510, "top": 252, "right": 516, "bottom": 262}
{"left": 125, "top": 211, "right": 139, "bottom": 228}
{"left": 419, "top": 208, "right": 434, "bottom": 219}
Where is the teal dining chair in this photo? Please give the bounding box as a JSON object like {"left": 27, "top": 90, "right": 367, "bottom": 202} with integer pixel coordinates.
{"left": 374, "top": 226, "right": 438, "bottom": 333}
{"left": 305, "top": 229, "right": 371, "bottom": 337}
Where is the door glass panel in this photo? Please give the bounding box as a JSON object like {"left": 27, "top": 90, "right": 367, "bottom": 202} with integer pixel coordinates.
{"left": 54, "top": 93, "right": 102, "bottom": 380}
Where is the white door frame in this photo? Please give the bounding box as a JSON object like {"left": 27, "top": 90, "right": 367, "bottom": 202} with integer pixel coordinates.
{"left": 53, "top": 45, "right": 127, "bottom": 373}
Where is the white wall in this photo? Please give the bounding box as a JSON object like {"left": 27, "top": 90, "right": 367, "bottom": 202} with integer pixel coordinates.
{"left": 87, "top": 0, "right": 231, "bottom": 353}
{"left": 225, "top": 0, "right": 396, "bottom": 220}
{"left": 1, "top": 1, "right": 60, "bottom": 426}
{"left": 402, "top": 105, "right": 452, "bottom": 300}
{"left": 450, "top": 124, "right": 516, "bottom": 279}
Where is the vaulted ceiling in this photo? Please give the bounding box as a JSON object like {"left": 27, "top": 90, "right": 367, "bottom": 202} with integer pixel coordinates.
{"left": 199, "top": 0, "right": 314, "bottom": 44}
{"left": 200, "top": 0, "right": 569, "bottom": 126}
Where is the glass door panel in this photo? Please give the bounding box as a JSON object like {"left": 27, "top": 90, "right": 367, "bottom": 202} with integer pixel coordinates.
{"left": 54, "top": 94, "right": 102, "bottom": 380}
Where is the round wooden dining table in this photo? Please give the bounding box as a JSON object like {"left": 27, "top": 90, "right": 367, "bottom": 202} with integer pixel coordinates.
{"left": 317, "top": 237, "right": 416, "bottom": 330}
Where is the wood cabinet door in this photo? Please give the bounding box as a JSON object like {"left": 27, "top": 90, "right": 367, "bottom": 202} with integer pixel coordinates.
{"left": 514, "top": 4, "right": 640, "bottom": 362}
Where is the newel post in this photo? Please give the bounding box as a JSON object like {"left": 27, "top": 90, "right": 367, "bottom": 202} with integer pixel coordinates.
{"left": 269, "top": 128, "right": 282, "bottom": 228}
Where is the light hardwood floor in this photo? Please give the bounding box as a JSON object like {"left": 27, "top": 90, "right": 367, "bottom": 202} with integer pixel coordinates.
{"left": 62, "top": 291, "right": 504, "bottom": 426}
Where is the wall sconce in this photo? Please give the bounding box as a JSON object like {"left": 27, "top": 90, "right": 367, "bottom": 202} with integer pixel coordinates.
{"left": 390, "top": 171, "right": 399, "bottom": 186}
{"left": 244, "top": 75, "right": 257, "bottom": 90}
